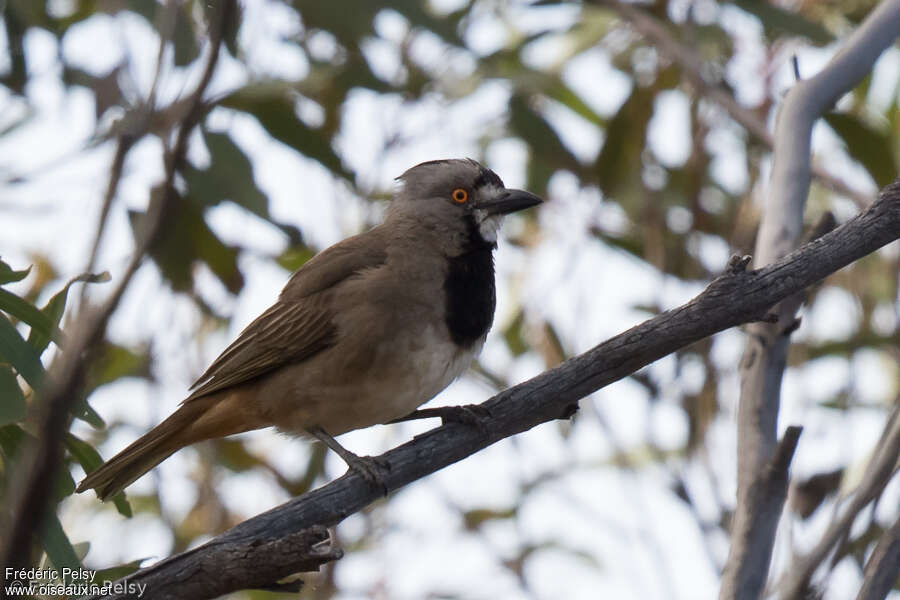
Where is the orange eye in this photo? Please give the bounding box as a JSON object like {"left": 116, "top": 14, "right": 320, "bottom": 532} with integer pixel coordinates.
{"left": 451, "top": 188, "right": 468, "bottom": 203}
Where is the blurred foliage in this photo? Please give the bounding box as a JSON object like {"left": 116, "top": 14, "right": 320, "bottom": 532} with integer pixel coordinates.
{"left": 1, "top": 0, "right": 898, "bottom": 598}
{"left": 0, "top": 258, "right": 138, "bottom": 580}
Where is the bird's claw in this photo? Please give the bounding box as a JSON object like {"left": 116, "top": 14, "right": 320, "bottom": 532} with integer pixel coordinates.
{"left": 389, "top": 404, "right": 492, "bottom": 435}
{"left": 435, "top": 404, "right": 492, "bottom": 434}
{"left": 345, "top": 454, "right": 391, "bottom": 495}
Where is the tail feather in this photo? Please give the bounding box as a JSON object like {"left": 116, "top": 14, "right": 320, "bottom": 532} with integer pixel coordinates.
{"left": 77, "top": 395, "right": 258, "bottom": 501}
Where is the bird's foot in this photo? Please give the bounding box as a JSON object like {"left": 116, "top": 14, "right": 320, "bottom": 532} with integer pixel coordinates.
{"left": 434, "top": 404, "right": 492, "bottom": 431}
{"left": 343, "top": 454, "right": 392, "bottom": 495}
{"left": 307, "top": 426, "right": 391, "bottom": 495}
{"left": 391, "top": 404, "right": 492, "bottom": 435}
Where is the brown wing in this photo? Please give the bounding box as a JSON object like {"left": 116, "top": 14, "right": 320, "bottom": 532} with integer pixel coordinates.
{"left": 185, "top": 301, "right": 335, "bottom": 400}
{"left": 279, "top": 229, "right": 388, "bottom": 300}
{"left": 185, "top": 230, "right": 388, "bottom": 401}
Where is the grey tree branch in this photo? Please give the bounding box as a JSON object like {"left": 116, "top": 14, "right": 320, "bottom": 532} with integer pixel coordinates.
{"left": 594, "top": 0, "right": 872, "bottom": 207}
{"left": 0, "top": 0, "right": 236, "bottom": 582}
{"left": 779, "top": 405, "right": 900, "bottom": 599}
{"left": 719, "top": 425, "right": 806, "bottom": 598}
{"left": 856, "top": 512, "right": 900, "bottom": 600}
{"left": 92, "top": 180, "right": 900, "bottom": 600}
{"left": 721, "top": 3, "right": 900, "bottom": 598}
{"left": 95, "top": 526, "right": 342, "bottom": 600}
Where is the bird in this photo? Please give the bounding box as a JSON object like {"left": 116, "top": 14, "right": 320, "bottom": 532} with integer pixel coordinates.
{"left": 77, "top": 158, "right": 542, "bottom": 500}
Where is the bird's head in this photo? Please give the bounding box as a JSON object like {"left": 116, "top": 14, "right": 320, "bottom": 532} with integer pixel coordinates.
{"left": 389, "top": 158, "right": 542, "bottom": 250}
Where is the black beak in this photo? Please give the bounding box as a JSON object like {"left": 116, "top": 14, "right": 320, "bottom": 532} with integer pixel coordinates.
{"left": 479, "top": 189, "right": 543, "bottom": 216}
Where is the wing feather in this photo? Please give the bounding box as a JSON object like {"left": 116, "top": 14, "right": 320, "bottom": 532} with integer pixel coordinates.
{"left": 185, "top": 302, "right": 335, "bottom": 400}
{"left": 185, "top": 231, "right": 388, "bottom": 401}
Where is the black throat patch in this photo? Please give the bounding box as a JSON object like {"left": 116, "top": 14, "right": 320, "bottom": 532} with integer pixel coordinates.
{"left": 444, "top": 215, "right": 497, "bottom": 348}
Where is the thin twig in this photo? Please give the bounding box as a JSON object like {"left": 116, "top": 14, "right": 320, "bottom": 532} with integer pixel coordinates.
{"left": 855, "top": 512, "right": 900, "bottom": 600}
{"left": 0, "top": 0, "right": 235, "bottom": 580}
{"left": 778, "top": 406, "right": 900, "bottom": 599}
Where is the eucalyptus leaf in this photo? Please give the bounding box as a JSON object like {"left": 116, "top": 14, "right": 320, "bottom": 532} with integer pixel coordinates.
{"left": 0, "top": 259, "right": 30, "bottom": 285}
{"left": 0, "top": 422, "right": 27, "bottom": 459}
{"left": 220, "top": 85, "right": 350, "bottom": 179}
{"left": 824, "top": 112, "right": 897, "bottom": 188}
{"left": 0, "top": 288, "right": 62, "bottom": 349}
{"left": 40, "top": 512, "right": 82, "bottom": 573}
{"left": 93, "top": 559, "right": 145, "bottom": 585}
{"left": 0, "top": 314, "right": 45, "bottom": 390}
{"left": 130, "top": 199, "right": 243, "bottom": 294}
{"left": 733, "top": 0, "right": 833, "bottom": 44}
{"left": 66, "top": 433, "right": 132, "bottom": 517}
{"left": 172, "top": 4, "right": 199, "bottom": 66}
{"left": 27, "top": 270, "right": 110, "bottom": 354}
{"left": 0, "top": 366, "right": 26, "bottom": 426}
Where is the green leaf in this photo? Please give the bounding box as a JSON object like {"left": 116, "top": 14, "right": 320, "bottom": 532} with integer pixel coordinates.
{"left": 733, "top": 0, "right": 833, "bottom": 44}
{"left": 0, "top": 366, "right": 26, "bottom": 426}
{"left": 824, "top": 112, "right": 897, "bottom": 188}
{"left": 181, "top": 214, "right": 242, "bottom": 293}
{"left": 462, "top": 507, "right": 517, "bottom": 530}
{"left": 220, "top": 84, "right": 350, "bottom": 179}
{"left": 0, "top": 423, "right": 27, "bottom": 458}
{"left": 65, "top": 433, "right": 103, "bottom": 473}
{"left": 0, "top": 314, "right": 45, "bottom": 390}
{"left": 93, "top": 558, "right": 145, "bottom": 585}
{"left": 27, "top": 271, "right": 110, "bottom": 354}
{"left": 507, "top": 92, "right": 581, "bottom": 193}
{"left": 66, "top": 433, "right": 132, "bottom": 517}
{"left": 0, "top": 426, "right": 75, "bottom": 500}
{"left": 184, "top": 131, "right": 268, "bottom": 214}
{"left": 0, "top": 260, "right": 30, "bottom": 285}
{"left": 276, "top": 246, "right": 316, "bottom": 272}
{"left": 86, "top": 342, "right": 152, "bottom": 390}
{"left": 72, "top": 541, "right": 90, "bottom": 562}
{"left": 595, "top": 84, "right": 657, "bottom": 200}
{"left": 0, "top": 429, "right": 79, "bottom": 560}
{"left": 130, "top": 190, "right": 244, "bottom": 294}
{"left": 172, "top": 4, "right": 199, "bottom": 66}
{"left": 216, "top": 438, "right": 266, "bottom": 472}
{"left": 389, "top": 0, "right": 466, "bottom": 46}
{"left": 72, "top": 397, "right": 105, "bottom": 429}
{"left": 184, "top": 131, "right": 305, "bottom": 244}
{"left": 40, "top": 512, "right": 82, "bottom": 573}
{"left": 200, "top": 0, "right": 241, "bottom": 57}
{"left": 111, "top": 490, "right": 133, "bottom": 518}
{"left": 502, "top": 310, "right": 528, "bottom": 357}
{"left": 543, "top": 81, "right": 606, "bottom": 128}
{"left": 62, "top": 64, "right": 123, "bottom": 118}
{"left": 0, "top": 288, "right": 62, "bottom": 349}
{"left": 53, "top": 464, "right": 76, "bottom": 503}
{"left": 0, "top": 7, "right": 28, "bottom": 94}
{"left": 294, "top": 0, "right": 377, "bottom": 46}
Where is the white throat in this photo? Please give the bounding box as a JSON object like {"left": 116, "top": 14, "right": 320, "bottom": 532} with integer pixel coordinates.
{"left": 476, "top": 212, "right": 503, "bottom": 243}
